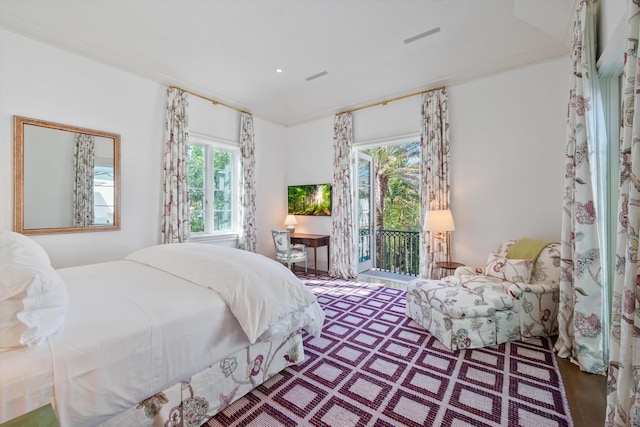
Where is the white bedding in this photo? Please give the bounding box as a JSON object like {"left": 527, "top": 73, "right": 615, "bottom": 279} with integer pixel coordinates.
{"left": 126, "top": 244, "right": 325, "bottom": 342}
{"left": 0, "top": 340, "right": 54, "bottom": 418}
{"left": 0, "top": 244, "right": 324, "bottom": 426}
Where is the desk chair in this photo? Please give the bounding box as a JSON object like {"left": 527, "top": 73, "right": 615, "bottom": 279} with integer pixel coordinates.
{"left": 271, "top": 230, "right": 308, "bottom": 273}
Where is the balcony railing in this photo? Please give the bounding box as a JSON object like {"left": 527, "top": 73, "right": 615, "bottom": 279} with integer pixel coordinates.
{"left": 375, "top": 229, "right": 420, "bottom": 276}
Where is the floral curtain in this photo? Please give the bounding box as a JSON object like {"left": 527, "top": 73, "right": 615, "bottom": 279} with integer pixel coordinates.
{"left": 605, "top": 3, "right": 640, "bottom": 424}
{"left": 329, "top": 112, "right": 357, "bottom": 279}
{"left": 161, "top": 87, "right": 190, "bottom": 244}
{"left": 419, "top": 88, "right": 450, "bottom": 279}
{"left": 73, "top": 133, "right": 95, "bottom": 226}
{"left": 555, "top": 0, "right": 607, "bottom": 375}
{"left": 238, "top": 112, "right": 257, "bottom": 252}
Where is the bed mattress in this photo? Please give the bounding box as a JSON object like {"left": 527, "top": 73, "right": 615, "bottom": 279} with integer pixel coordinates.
{"left": 1, "top": 243, "right": 324, "bottom": 427}
{"left": 1, "top": 259, "right": 250, "bottom": 426}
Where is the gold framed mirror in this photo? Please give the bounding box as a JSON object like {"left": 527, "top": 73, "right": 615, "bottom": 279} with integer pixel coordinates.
{"left": 14, "top": 116, "right": 121, "bottom": 235}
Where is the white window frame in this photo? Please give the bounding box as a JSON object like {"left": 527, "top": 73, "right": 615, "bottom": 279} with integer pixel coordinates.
{"left": 188, "top": 133, "right": 240, "bottom": 241}
{"left": 93, "top": 157, "right": 115, "bottom": 225}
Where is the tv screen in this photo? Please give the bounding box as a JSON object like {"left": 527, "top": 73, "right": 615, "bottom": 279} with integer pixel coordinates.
{"left": 288, "top": 183, "right": 332, "bottom": 216}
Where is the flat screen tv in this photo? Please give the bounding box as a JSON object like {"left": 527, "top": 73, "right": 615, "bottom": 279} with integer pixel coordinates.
{"left": 288, "top": 183, "right": 332, "bottom": 216}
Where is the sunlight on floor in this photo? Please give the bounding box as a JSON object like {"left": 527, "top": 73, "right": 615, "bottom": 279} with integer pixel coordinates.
{"left": 357, "top": 269, "right": 416, "bottom": 290}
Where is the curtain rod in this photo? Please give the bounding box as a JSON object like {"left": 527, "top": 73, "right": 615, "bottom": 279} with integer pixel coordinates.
{"left": 169, "top": 86, "right": 250, "bottom": 115}
{"left": 337, "top": 85, "right": 446, "bottom": 115}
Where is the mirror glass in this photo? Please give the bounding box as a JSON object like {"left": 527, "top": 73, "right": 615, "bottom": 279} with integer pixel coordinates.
{"left": 14, "top": 116, "right": 120, "bottom": 235}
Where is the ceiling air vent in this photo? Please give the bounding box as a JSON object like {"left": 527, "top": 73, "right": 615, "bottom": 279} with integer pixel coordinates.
{"left": 305, "top": 71, "right": 328, "bottom": 82}
{"left": 404, "top": 27, "right": 441, "bottom": 44}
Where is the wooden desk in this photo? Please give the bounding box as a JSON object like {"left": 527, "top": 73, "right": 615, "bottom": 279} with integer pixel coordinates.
{"left": 436, "top": 261, "right": 464, "bottom": 278}
{"left": 290, "top": 233, "right": 330, "bottom": 275}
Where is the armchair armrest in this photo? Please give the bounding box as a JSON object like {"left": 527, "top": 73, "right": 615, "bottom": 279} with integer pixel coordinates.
{"left": 292, "top": 243, "right": 305, "bottom": 251}
{"left": 507, "top": 282, "right": 558, "bottom": 297}
{"left": 509, "top": 282, "right": 559, "bottom": 294}
{"left": 508, "top": 280, "right": 560, "bottom": 338}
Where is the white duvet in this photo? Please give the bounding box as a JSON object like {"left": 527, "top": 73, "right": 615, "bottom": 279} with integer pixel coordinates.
{"left": 0, "top": 244, "right": 324, "bottom": 426}
{"left": 126, "top": 243, "right": 325, "bottom": 343}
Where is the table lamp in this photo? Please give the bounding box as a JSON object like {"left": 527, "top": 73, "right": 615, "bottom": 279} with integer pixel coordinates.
{"left": 284, "top": 215, "right": 297, "bottom": 234}
{"left": 424, "top": 209, "right": 455, "bottom": 263}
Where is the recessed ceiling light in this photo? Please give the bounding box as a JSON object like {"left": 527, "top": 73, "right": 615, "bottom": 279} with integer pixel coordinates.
{"left": 275, "top": 68, "right": 283, "bottom": 73}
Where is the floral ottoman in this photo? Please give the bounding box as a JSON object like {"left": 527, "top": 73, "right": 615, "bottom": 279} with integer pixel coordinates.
{"left": 406, "top": 277, "right": 521, "bottom": 350}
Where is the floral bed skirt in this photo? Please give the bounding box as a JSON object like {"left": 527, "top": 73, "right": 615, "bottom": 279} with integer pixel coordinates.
{"left": 102, "top": 331, "right": 304, "bottom": 427}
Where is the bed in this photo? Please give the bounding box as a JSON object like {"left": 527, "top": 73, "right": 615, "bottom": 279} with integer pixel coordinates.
{"left": 0, "top": 232, "right": 325, "bottom": 426}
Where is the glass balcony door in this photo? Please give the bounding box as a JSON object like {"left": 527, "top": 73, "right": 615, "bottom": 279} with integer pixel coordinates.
{"left": 356, "top": 152, "right": 374, "bottom": 273}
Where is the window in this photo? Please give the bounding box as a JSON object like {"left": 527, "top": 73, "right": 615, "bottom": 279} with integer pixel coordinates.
{"left": 598, "top": 68, "right": 623, "bottom": 362}
{"left": 187, "top": 137, "right": 239, "bottom": 235}
{"left": 93, "top": 164, "right": 115, "bottom": 225}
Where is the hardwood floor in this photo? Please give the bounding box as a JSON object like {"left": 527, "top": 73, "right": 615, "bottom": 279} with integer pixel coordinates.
{"left": 555, "top": 354, "right": 608, "bottom": 427}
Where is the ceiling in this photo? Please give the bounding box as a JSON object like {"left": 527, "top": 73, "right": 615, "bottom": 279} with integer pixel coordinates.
{"left": 0, "top": 0, "right": 576, "bottom": 126}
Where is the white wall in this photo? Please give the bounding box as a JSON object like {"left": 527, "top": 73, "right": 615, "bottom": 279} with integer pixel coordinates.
{"left": 286, "top": 116, "right": 334, "bottom": 271}
{"left": 598, "top": 0, "right": 627, "bottom": 58}
{"left": 353, "top": 96, "right": 421, "bottom": 143}
{"left": 286, "top": 57, "right": 569, "bottom": 269}
{"left": 1, "top": 30, "right": 166, "bottom": 268}
{"left": 254, "top": 117, "right": 289, "bottom": 256}
{"left": 0, "top": 28, "right": 569, "bottom": 271}
{"left": 450, "top": 58, "right": 568, "bottom": 267}
{"left": 189, "top": 95, "right": 240, "bottom": 142}
{"left": 1, "top": 30, "right": 289, "bottom": 267}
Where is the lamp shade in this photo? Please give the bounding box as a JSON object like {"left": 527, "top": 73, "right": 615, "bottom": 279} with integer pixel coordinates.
{"left": 424, "top": 209, "right": 455, "bottom": 232}
{"left": 284, "top": 215, "right": 297, "bottom": 226}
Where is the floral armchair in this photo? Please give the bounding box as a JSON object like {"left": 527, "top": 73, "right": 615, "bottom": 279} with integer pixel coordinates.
{"left": 406, "top": 239, "right": 560, "bottom": 350}
{"left": 453, "top": 240, "right": 561, "bottom": 339}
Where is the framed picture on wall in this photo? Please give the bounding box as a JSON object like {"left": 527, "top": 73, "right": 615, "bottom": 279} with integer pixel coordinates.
{"left": 287, "top": 183, "right": 331, "bottom": 216}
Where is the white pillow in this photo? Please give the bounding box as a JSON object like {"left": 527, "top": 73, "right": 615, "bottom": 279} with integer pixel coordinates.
{"left": 485, "top": 252, "right": 533, "bottom": 283}
{"left": 0, "top": 264, "right": 69, "bottom": 350}
{"left": 0, "top": 231, "right": 51, "bottom": 267}
{"left": 0, "top": 232, "right": 68, "bottom": 351}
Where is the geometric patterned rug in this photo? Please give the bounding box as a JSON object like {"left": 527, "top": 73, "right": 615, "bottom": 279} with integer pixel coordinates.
{"left": 205, "top": 274, "right": 573, "bottom": 426}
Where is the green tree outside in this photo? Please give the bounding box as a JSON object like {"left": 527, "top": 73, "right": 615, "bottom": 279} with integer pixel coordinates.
{"left": 188, "top": 144, "right": 205, "bottom": 232}
{"left": 362, "top": 141, "right": 420, "bottom": 231}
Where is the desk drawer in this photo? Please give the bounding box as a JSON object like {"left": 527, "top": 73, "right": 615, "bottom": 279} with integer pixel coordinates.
{"left": 293, "top": 238, "right": 314, "bottom": 246}
{"left": 292, "top": 236, "right": 329, "bottom": 247}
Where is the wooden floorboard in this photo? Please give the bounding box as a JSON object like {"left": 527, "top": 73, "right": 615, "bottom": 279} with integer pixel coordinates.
{"left": 555, "top": 354, "right": 608, "bottom": 427}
